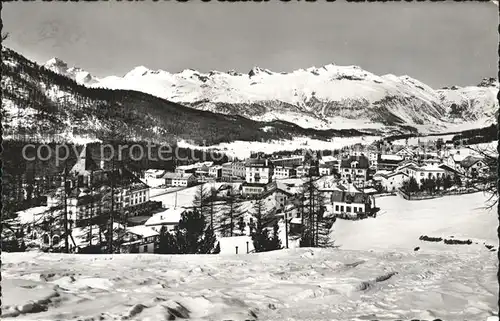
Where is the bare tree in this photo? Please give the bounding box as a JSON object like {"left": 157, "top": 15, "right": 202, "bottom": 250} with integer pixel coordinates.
{"left": 468, "top": 144, "right": 498, "bottom": 208}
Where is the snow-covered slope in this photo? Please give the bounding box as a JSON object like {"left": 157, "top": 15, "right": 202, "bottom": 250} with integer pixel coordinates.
{"left": 2, "top": 193, "right": 498, "bottom": 321}
{"left": 48, "top": 58, "right": 497, "bottom": 134}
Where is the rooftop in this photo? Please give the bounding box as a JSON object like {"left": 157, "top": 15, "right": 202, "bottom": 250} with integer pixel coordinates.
{"left": 145, "top": 208, "right": 186, "bottom": 226}
{"left": 126, "top": 225, "right": 160, "bottom": 238}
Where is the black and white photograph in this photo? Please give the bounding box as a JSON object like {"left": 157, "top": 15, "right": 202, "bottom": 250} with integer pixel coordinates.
{"left": 1, "top": 1, "right": 499, "bottom": 320}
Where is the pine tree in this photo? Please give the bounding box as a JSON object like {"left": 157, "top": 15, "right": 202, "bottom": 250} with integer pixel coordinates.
{"left": 251, "top": 198, "right": 269, "bottom": 252}
{"left": 178, "top": 210, "right": 205, "bottom": 254}
{"left": 443, "top": 175, "right": 453, "bottom": 190}
{"left": 237, "top": 216, "right": 246, "bottom": 235}
{"left": 157, "top": 226, "right": 179, "bottom": 254}
{"left": 268, "top": 220, "right": 282, "bottom": 251}
{"left": 200, "top": 225, "right": 218, "bottom": 254}
{"left": 299, "top": 175, "right": 319, "bottom": 247}
{"left": 193, "top": 184, "right": 210, "bottom": 220}
{"left": 317, "top": 206, "right": 336, "bottom": 248}
{"left": 219, "top": 186, "right": 244, "bottom": 237}
{"left": 435, "top": 176, "right": 443, "bottom": 192}
{"left": 248, "top": 217, "right": 255, "bottom": 236}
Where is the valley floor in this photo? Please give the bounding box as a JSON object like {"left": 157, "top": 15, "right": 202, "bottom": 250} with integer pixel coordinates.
{"left": 2, "top": 192, "right": 498, "bottom": 321}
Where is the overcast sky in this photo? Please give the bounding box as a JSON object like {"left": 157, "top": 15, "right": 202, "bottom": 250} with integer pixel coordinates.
{"left": 3, "top": 1, "right": 498, "bottom": 88}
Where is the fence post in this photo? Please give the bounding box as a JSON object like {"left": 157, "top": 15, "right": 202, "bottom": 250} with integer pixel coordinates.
{"left": 246, "top": 241, "right": 249, "bottom": 254}
{"left": 235, "top": 246, "right": 238, "bottom": 254}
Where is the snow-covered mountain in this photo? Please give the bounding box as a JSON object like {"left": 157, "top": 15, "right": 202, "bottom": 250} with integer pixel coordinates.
{"left": 44, "top": 59, "right": 497, "bottom": 134}
{"left": 2, "top": 47, "right": 370, "bottom": 145}
{"left": 44, "top": 58, "right": 99, "bottom": 86}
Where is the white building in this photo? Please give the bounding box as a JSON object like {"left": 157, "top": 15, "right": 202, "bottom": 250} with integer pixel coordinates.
{"left": 340, "top": 156, "right": 370, "bottom": 186}
{"left": 145, "top": 208, "right": 187, "bottom": 232}
{"left": 374, "top": 171, "right": 408, "bottom": 192}
{"left": 245, "top": 159, "right": 273, "bottom": 184}
{"left": 273, "top": 166, "right": 296, "bottom": 180}
{"left": 318, "top": 164, "right": 332, "bottom": 176}
{"left": 295, "top": 165, "right": 311, "bottom": 178}
{"left": 162, "top": 172, "right": 197, "bottom": 187}
{"left": 209, "top": 165, "right": 223, "bottom": 178}
{"left": 403, "top": 164, "right": 448, "bottom": 185}
{"left": 330, "top": 184, "right": 373, "bottom": 216}
{"left": 121, "top": 225, "right": 160, "bottom": 253}
{"left": 396, "top": 147, "right": 416, "bottom": 160}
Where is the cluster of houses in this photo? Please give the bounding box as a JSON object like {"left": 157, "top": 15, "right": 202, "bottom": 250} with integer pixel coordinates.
{"left": 11, "top": 139, "right": 489, "bottom": 254}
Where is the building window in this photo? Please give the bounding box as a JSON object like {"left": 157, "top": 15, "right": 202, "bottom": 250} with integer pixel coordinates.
{"left": 335, "top": 205, "right": 339, "bottom": 211}
{"left": 143, "top": 245, "right": 148, "bottom": 252}
{"left": 340, "top": 206, "right": 344, "bottom": 212}
{"left": 346, "top": 206, "right": 351, "bottom": 213}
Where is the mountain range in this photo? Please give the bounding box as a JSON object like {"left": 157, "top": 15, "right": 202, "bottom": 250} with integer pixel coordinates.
{"left": 1, "top": 47, "right": 368, "bottom": 146}
{"left": 2, "top": 46, "right": 497, "bottom": 149}
{"left": 44, "top": 56, "right": 499, "bottom": 135}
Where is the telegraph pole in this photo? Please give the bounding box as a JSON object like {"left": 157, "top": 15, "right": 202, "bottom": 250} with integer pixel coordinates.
{"left": 284, "top": 202, "right": 289, "bottom": 249}
{"left": 108, "top": 156, "right": 115, "bottom": 254}
{"left": 63, "top": 162, "right": 69, "bottom": 253}
{"left": 89, "top": 169, "right": 94, "bottom": 246}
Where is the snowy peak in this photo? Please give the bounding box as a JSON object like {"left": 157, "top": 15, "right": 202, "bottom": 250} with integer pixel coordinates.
{"left": 45, "top": 57, "right": 68, "bottom": 70}
{"left": 44, "top": 57, "right": 98, "bottom": 86}
{"left": 248, "top": 66, "right": 273, "bottom": 78}
{"left": 124, "top": 66, "right": 151, "bottom": 78}
{"left": 39, "top": 51, "right": 497, "bottom": 135}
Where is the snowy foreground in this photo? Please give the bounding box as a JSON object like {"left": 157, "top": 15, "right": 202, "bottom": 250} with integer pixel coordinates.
{"left": 3, "top": 193, "right": 499, "bottom": 321}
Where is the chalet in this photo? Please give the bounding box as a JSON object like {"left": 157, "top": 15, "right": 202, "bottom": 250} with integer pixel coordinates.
{"left": 461, "top": 156, "right": 487, "bottom": 178}
{"left": 330, "top": 184, "right": 373, "bottom": 216}
{"left": 373, "top": 171, "right": 408, "bottom": 192}
{"left": 121, "top": 225, "right": 159, "bottom": 253}
{"left": 273, "top": 166, "right": 297, "bottom": 179}
{"left": 195, "top": 164, "right": 210, "bottom": 177}
{"left": 396, "top": 147, "right": 416, "bottom": 160}
{"left": 340, "top": 155, "right": 370, "bottom": 186}
{"left": 162, "top": 172, "right": 197, "bottom": 187}
{"left": 245, "top": 158, "right": 273, "bottom": 184}
{"left": 145, "top": 207, "right": 187, "bottom": 232}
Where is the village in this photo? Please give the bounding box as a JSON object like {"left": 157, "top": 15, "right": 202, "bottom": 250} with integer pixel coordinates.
{"left": 3, "top": 137, "right": 492, "bottom": 255}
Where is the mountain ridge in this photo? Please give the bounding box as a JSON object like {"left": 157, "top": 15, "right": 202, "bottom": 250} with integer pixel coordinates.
{"left": 1, "top": 47, "right": 373, "bottom": 146}
{"left": 42, "top": 57, "right": 498, "bottom": 134}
